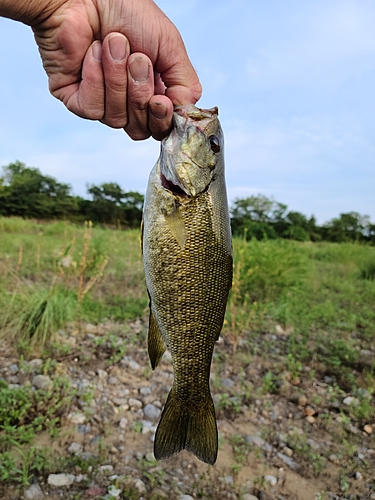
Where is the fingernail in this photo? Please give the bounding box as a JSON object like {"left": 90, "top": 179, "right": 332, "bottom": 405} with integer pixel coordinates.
{"left": 92, "top": 41, "right": 102, "bottom": 62}
{"left": 128, "top": 56, "right": 149, "bottom": 83}
{"left": 109, "top": 35, "right": 127, "bottom": 62}
{"left": 150, "top": 102, "right": 167, "bottom": 120}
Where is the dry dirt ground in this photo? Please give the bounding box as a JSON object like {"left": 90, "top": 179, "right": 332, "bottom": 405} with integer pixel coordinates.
{"left": 0, "top": 319, "right": 374, "bottom": 500}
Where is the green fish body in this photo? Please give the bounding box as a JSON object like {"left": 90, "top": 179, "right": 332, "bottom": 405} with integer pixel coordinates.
{"left": 142, "top": 105, "right": 232, "bottom": 465}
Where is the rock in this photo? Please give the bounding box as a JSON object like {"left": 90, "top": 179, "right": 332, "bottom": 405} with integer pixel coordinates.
{"left": 305, "top": 416, "right": 316, "bottom": 424}
{"left": 47, "top": 473, "right": 75, "bottom": 486}
{"left": 24, "top": 483, "right": 44, "bottom": 500}
{"left": 108, "top": 376, "right": 119, "bottom": 385}
{"left": 264, "top": 475, "right": 277, "bottom": 486}
{"left": 364, "top": 425, "right": 373, "bottom": 435}
{"left": 119, "top": 417, "right": 128, "bottom": 429}
{"left": 354, "top": 471, "right": 363, "bottom": 480}
{"left": 306, "top": 439, "right": 320, "bottom": 450}
{"left": 134, "top": 479, "right": 147, "bottom": 494}
{"left": 179, "top": 496, "right": 195, "bottom": 500}
{"left": 100, "top": 465, "right": 114, "bottom": 474}
{"left": 75, "top": 474, "right": 87, "bottom": 483}
{"left": 68, "top": 442, "right": 83, "bottom": 454}
{"left": 128, "top": 398, "right": 143, "bottom": 409}
{"left": 276, "top": 452, "right": 299, "bottom": 470}
{"left": 67, "top": 412, "right": 86, "bottom": 424}
{"left": 25, "top": 359, "right": 43, "bottom": 371}
{"left": 140, "top": 386, "right": 152, "bottom": 395}
{"left": 242, "top": 479, "right": 254, "bottom": 493}
{"left": 97, "top": 369, "right": 108, "bottom": 380}
{"left": 278, "top": 380, "right": 292, "bottom": 395}
{"left": 143, "top": 403, "right": 161, "bottom": 420}
{"left": 298, "top": 395, "right": 307, "bottom": 406}
{"left": 303, "top": 406, "right": 317, "bottom": 416}
{"left": 222, "top": 378, "right": 234, "bottom": 388}
{"left": 9, "top": 364, "right": 19, "bottom": 373}
{"left": 84, "top": 486, "right": 106, "bottom": 497}
{"left": 85, "top": 323, "right": 97, "bottom": 333}
{"left": 113, "top": 398, "right": 128, "bottom": 406}
{"left": 128, "top": 360, "right": 141, "bottom": 371}
{"left": 32, "top": 375, "right": 53, "bottom": 391}
{"left": 343, "top": 396, "right": 359, "bottom": 407}
{"left": 242, "top": 495, "right": 258, "bottom": 500}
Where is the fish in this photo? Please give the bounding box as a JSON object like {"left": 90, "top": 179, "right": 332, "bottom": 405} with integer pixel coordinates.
{"left": 141, "top": 104, "right": 232, "bottom": 465}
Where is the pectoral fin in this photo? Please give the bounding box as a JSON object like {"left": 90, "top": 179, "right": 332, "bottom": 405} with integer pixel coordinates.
{"left": 164, "top": 210, "right": 186, "bottom": 250}
{"left": 148, "top": 307, "right": 166, "bottom": 370}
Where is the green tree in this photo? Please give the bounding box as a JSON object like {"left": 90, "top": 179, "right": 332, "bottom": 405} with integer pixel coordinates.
{"left": 0, "top": 161, "right": 78, "bottom": 219}
{"left": 86, "top": 182, "right": 144, "bottom": 228}
{"left": 230, "top": 195, "right": 287, "bottom": 240}
{"left": 323, "top": 212, "right": 370, "bottom": 242}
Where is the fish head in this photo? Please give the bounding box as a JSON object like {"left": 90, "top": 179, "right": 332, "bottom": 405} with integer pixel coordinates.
{"left": 160, "top": 105, "right": 224, "bottom": 199}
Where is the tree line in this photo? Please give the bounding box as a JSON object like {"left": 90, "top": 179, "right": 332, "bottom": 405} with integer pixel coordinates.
{"left": 0, "top": 161, "right": 374, "bottom": 243}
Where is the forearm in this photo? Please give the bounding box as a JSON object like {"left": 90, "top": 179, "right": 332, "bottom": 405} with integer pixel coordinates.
{"left": 0, "top": 0, "right": 64, "bottom": 25}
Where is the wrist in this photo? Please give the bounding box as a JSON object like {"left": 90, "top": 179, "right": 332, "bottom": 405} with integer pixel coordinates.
{"left": 0, "top": 0, "right": 65, "bottom": 26}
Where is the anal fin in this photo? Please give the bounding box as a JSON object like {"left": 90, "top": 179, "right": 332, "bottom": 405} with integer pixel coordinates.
{"left": 148, "top": 308, "right": 166, "bottom": 370}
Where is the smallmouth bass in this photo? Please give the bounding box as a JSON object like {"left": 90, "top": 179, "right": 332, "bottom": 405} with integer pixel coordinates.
{"left": 142, "top": 105, "right": 232, "bottom": 465}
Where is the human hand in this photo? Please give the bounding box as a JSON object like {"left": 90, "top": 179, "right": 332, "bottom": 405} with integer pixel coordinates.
{"left": 2, "top": 0, "right": 202, "bottom": 140}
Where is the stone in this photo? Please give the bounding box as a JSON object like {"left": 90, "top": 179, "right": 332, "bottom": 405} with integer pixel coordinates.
{"left": 264, "top": 475, "right": 277, "bottom": 486}
{"left": 97, "top": 369, "right": 108, "bottom": 380}
{"left": 129, "top": 398, "right": 143, "bottom": 409}
{"left": 119, "top": 417, "right": 128, "bottom": 429}
{"left": 85, "top": 323, "right": 97, "bottom": 333}
{"left": 100, "top": 465, "right": 114, "bottom": 474}
{"left": 108, "top": 376, "right": 119, "bottom": 385}
{"left": 242, "top": 479, "right": 254, "bottom": 493}
{"left": 26, "top": 359, "right": 43, "bottom": 371}
{"left": 9, "top": 364, "right": 19, "bottom": 373}
{"left": 113, "top": 398, "right": 128, "bottom": 406}
{"left": 32, "top": 375, "right": 53, "bottom": 391}
{"left": 84, "top": 487, "right": 106, "bottom": 497}
{"left": 128, "top": 359, "right": 141, "bottom": 371}
{"left": 298, "top": 395, "right": 307, "bottom": 406}
{"left": 67, "top": 413, "right": 86, "bottom": 424}
{"left": 134, "top": 479, "right": 147, "bottom": 493}
{"left": 24, "top": 483, "right": 44, "bottom": 500}
{"left": 222, "top": 378, "right": 234, "bottom": 388}
{"left": 242, "top": 495, "right": 258, "bottom": 500}
{"left": 140, "top": 386, "right": 152, "bottom": 395}
{"left": 143, "top": 403, "right": 161, "bottom": 420}
{"left": 306, "top": 439, "right": 320, "bottom": 450}
{"left": 179, "top": 496, "right": 195, "bottom": 500}
{"left": 364, "top": 425, "right": 373, "bottom": 435}
{"left": 47, "top": 473, "right": 75, "bottom": 486}
{"left": 343, "top": 396, "right": 359, "bottom": 407}
{"left": 68, "top": 442, "right": 83, "bottom": 454}
{"left": 303, "top": 406, "right": 317, "bottom": 416}
{"left": 354, "top": 471, "right": 363, "bottom": 480}
{"left": 305, "top": 415, "right": 316, "bottom": 424}
{"left": 276, "top": 452, "right": 299, "bottom": 470}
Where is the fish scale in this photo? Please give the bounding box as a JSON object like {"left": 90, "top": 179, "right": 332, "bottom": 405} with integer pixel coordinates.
{"left": 142, "top": 105, "right": 232, "bottom": 464}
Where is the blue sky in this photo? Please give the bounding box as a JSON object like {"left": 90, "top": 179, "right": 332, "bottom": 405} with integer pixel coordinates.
{"left": 1, "top": 0, "right": 374, "bottom": 223}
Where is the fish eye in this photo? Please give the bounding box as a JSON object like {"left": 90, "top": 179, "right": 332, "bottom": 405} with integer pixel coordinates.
{"left": 209, "top": 135, "right": 221, "bottom": 153}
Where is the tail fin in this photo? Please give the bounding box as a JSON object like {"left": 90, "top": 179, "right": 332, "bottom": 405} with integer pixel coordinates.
{"left": 154, "top": 390, "right": 218, "bottom": 465}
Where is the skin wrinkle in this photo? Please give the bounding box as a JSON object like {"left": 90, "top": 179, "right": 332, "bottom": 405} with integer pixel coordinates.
{"left": 2, "top": 0, "right": 201, "bottom": 138}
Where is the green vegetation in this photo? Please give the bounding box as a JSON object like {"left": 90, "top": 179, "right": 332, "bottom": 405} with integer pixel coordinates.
{"left": 0, "top": 214, "right": 374, "bottom": 495}
{"left": 0, "top": 161, "right": 143, "bottom": 227}
{"left": 1, "top": 161, "right": 374, "bottom": 243}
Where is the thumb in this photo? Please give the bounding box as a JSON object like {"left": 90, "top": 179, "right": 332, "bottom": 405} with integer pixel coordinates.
{"left": 155, "top": 34, "right": 202, "bottom": 106}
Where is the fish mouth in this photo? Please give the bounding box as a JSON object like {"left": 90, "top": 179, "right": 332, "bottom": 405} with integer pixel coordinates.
{"left": 160, "top": 172, "right": 211, "bottom": 198}
{"left": 160, "top": 172, "right": 189, "bottom": 197}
